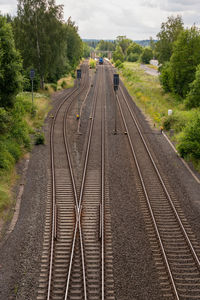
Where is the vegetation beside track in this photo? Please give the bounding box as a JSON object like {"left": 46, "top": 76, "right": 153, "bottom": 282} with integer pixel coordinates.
{"left": 120, "top": 62, "right": 200, "bottom": 171}
{"left": 0, "top": 91, "right": 51, "bottom": 225}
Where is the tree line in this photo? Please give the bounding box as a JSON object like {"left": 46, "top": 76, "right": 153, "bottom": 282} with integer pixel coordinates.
{"left": 0, "top": 0, "right": 83, "bottom": 108}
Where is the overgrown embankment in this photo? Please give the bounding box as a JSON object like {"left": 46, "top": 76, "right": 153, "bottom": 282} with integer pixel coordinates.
{"left": 120, "top": 62, "right": 200, "bottom": 170}
{"left": 0, "top": 92, "right": 51, "bottom": 224}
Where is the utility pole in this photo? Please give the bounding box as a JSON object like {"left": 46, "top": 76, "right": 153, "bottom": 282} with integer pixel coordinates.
{"left": 113, "top": 74, "right": 119, "bottom": 135}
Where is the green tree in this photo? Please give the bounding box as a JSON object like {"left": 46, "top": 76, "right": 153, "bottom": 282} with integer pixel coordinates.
{"left": 0, "top": 17, "right": 22, "bottom": 108}
{"left": 64, "top": 17, "right": 83, "bottom": 70}
{"left": 112, "top": 45, "right": 124, "bottom": 62}
{"left": 155, "top": 15, "right": 183, "bottom": 64}
{"left": 96, "top": 40, "right": 115, "bottom": 51}
{"left": 169, "top": 27, "right": 200, "bottom": 97}
{"left": 185, "top": 64, "right": 200, "bottom": 108}
{"left": 83, "top": 42, "right": 90, "bottom": 58}
{"left": 140, "top": 47, "right": 153, "bottom": 64}
{"left": 13, "top": 0, "right": 66, "bottom": 87}
{"left": 127, "top": 42, "right": 143, "bottom": 56}
{"left": 116, "top": 36, "right": 132, "bottom": 55}
{"left": 159, "top": 62, "right": 171, "bottom": 93}
{"left": 177, "top": 114, "right": 200, "bottom": 160}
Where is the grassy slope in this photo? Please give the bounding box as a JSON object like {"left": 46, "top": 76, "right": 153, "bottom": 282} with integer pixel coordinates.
{"left": 120, "top": 62, "right": 200, "bottom": 168}
{"left": 0, "top": 92, "right": 51, "bottom": 224}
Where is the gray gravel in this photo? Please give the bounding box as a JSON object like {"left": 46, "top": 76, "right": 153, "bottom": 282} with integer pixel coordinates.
{"left": 0, "top": 89, "right": 72, "bottom": 300}
{"left": 1, "top": 64, "right": 200, "bottom": 300}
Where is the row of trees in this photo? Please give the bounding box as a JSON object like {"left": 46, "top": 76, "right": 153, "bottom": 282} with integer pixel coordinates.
{"left": 111, "top": 36, "right": 154, "bottom": 66}
{"left": 156, "top": 15, "right": 200, "bottom": 108}
{"left": 0, "top": 0, "right": 83, "bottom": 108}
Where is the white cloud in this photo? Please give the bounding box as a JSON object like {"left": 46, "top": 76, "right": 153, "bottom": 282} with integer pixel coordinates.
{"left": 1, "top": 0, "right": 200, "bottom": 39}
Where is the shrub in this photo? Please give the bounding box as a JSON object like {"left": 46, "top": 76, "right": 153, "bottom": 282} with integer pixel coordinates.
{"left": 127, "top": 53, "right": 139, "bottom": 62}
{"left": 162, "top": 112, "right": 186, "bottom": 132}
{"left": 159, "top": 62, "right": 171, "bottom": 93}
{"left": 140, "top": 48, "right": 153, "bottom": 64}
{"left": 50, "top": 83, "right": 57, "bottom": 91}
{"left": 89, "top": 59, "right": 96, "bottom": 69}
{"left": 35, "top": 132, "right": 45, "bottom": 145}
{"left": 177, "top": 114, "right": 200, "bottom": 160}
{"left": 61, "top": 80, "right": 67, "bottom": 89}
{"left": 185, "top": 64, "right": 200, "bottom": 109}
{"left": 115, "top": 59, "right": 124, "bottom": 69}
{"left": 0, "top": 142, "right": 15, "bottom": 170}
{"left": 0, "top": 108, "right": 10, "bottom": 134}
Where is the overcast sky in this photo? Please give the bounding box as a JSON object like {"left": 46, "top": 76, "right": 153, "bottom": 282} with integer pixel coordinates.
{"left": 0, "top": 0, "right": 200, "bottom": 40}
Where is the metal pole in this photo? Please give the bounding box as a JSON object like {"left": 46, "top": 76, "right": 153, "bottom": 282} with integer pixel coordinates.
{"left": 32, "top": 79, "right": 34, "bottom": 114}
{"left": 114, "top": 89, "right": 117, "bottom": 134}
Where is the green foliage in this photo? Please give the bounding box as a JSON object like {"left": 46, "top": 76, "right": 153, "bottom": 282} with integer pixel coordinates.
{"left": 113, "top": 45, "right": 124, "bottom": 62}
{"left": 0, "top": 17, "right": 23, "bottom": 108}
{"left": 169, "top": 27, "right": 200, "bottom": 98}
{"left": 140, "top": 47, "right": 153, "bottom": 64}
{"left": 185, "top": 64, "right": 200, "bottom": 108}
{"left": 0, "top": 141, "right": 15, "bottom": 170}
{"left": 13, "top": 1, "right": 82, "bottom": 88}
{"left": 127, "top": 42, "right": 143, "bottom": 56}
{"left": 127, "top": 53, "right": 139, "bottom": 62}
{"left": 155, "top": 15, "right": 184, "bottom": 64}
{"left": 96, "top": 40, "right": 115, "bottom": 51}
{"left": 50, "top": 83, "right": 57, "bottom": 91}
{"left": 89, "top": 59, "right": 96, "bottom": 69}
{"left": 159, "top": 62, "right": 171, "bottom": 93}
{"left": 177, "top": 114, "right": 200, "bottom": 160}
{"left": 61, "top": 80, "right": 67, "bottom": 89}
{"left": 115, "top": 60, "right": 123, "bottom": 69}
{"left": 35, "top": 132, "right": 45, "bottom": 145}
{"left": 82, "top": 42, "right": 90, "bottom": 58}
{"left": 65, "top": 17, "right": 83, "bottom": 70}
{"left": 0, "top": 108, "right": 10, "bottom": 134}
{"left": 116, "top": 36, "right": 132, "bottom": 55}
{"left": 162, "top": 112, "right": 186, "bottom": 132}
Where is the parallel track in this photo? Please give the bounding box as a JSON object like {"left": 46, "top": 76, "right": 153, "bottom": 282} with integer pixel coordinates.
{"left": 37, "top": 62, "right": 115, "bottom": 300}
{"left": 107, "top": 63, "right": 200, "bottom": 299}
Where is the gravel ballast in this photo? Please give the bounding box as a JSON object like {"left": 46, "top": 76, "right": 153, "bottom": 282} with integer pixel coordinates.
{"left": 0, "top": 64, "right": 200, "bottom": 300}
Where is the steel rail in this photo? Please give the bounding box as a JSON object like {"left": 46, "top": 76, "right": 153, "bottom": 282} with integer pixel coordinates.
{"left": 116, "top": 93, "right": 179, "bottom": 299}
{"left": 105, "top": 64, "right": 179, "bottom": 298}
{"left": 64, "top": 65, "right": 103, "bottom": 300}
{"left": 47, "top": 64, "right": 89, "bottom": 300}
{"left": 119, "top": 85, "right": 200, "bottom": 270}
{"left": 101, "top": 69, "right": 105, "bottom": 300}
{"left": 107, "top": 60, "right": 200, "bottom": 298}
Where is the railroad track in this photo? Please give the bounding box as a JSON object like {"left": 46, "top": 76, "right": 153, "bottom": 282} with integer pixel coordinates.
{"left": 106, "top": 63, "right": 200, "bottom": 299}
{"left": 37, "top": 62, "right": 114, "bottom": 300}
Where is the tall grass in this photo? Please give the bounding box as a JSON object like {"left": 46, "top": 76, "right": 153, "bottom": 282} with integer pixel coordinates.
{"left": 0, "top": 92, "right": 51, "bottom": 224}
{"left": 121, "top": 62, "right": 200, "bottom": 169}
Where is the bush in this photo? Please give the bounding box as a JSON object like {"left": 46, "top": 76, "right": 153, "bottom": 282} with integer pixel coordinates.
{"left": 50, "top": 83, "right": 57, "bottom": 91}
{"left": 89, "top": 59, "right": 96, "bottom": 69}
{"left": 61, "top": 80, "right": 67, "bottom": 89}
{"left": 115, "top": 59, "right": 124, "bottom": 69}
{"left": 0, "top": 108, "right": 10, "bottom": 134}
{"left": 140, "top": 47, "right": 153, "bottom": 64}
{"left": 127, "top": 53, "right": 139, "bottom": 62}
{"left": 0, "top": 142, "right": 15, "bottom": 170}
{"left": 177, "top": 114, "right": 200, "bottom": 160}
{"left": 159, "top": 62, "right": 171, "bottom": 93}
{"left": 35, "top": 132, "right": 45, "bottom": 145}
{"left": 162, "top": 112, "right": 186, "bottom": 132}
{"left": 185, "top": 64, "right": 200, "bottom": 109}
